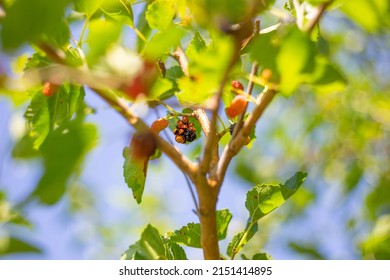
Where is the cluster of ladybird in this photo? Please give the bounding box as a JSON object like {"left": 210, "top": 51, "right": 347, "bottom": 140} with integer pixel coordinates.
{"left": 173, "top": 116, "right": 197, "bottom": 144}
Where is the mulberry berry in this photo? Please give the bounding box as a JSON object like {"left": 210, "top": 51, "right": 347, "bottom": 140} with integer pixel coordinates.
{"left": 151, "top": 118, "right": 168, "bottom": 133}
{"left": 174, "top": 116, "right": 197, "bottom": 144}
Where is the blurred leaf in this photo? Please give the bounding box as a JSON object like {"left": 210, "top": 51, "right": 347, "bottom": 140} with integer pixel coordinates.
{"left": 86, "top": 18, "right": 122, "bottom": 65}
{"left": 249, "top": 30, "right": 280, "bottom": 82}
{"left": 121, "top": 224, "right": 187, "bottom": 260}
{"left": 1, "top": 0, "right": 71, "bottom": 49}
{"left": 289, "top": 242, "right": 326, "bottom": 260}
{"left": 101, "top": 0, "right": 134, "bottom": 26}
{"left": 0, "top": 237, "right": 41, "bottom": 255}
{"left": 176, "top": 33, "right": 234, "bottom": 105}
{"left": 32, "top": 121, "right": 98, "bottom": 204}
{"left": 276, "top": 27, "right": 315, "bottom": 95}
{"left": 146, "top": 0, "right": 176, "bottom": 31}
{"left": 308, "top": 57, "right": 347, "bottom": 93}
{"left": 144, "top": 25, "right": 185, "bottom": 60}
{"left": 361, "top": 214, "right": 390, "bottom": 259}
{"left": 11, "top": 135, "right": 39, "bottom": 159}
{"left": 74, "top": 0, "right": 103, "bottom": 17}
{"left": 0, "top": 193, "right": 31, "bottom": 227}
{"left": 344, "top": 160, "right": 364, "bottom": 192}
{"left": 366, "top": 177, "right": 390, "bottom": 220}
{"left": 185, "top": 30, "right": 207, "bottom": 61}
{"left": 170, "top": 209, "right": 232, "bottom": 248}
{"left": 340, "top": 0, "right": 390, "bottom": 33}
{"left": 135, "top": 2, "right": 152, "bottom": 52}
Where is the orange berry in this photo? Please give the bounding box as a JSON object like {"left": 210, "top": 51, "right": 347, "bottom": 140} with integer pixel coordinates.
{"left": 225, "top": 95, "right": 247, "bottom": 118}
{"left": 175, "top": 134, "right": 186, "bottom": 144}
{"left": 150, "top": 118, "right": 169, "bottom": 133}
{"left": 42, "top": 82, "right": 59, "bottom": 97}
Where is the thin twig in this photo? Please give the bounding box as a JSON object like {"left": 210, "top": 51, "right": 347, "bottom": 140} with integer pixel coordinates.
{"left": 154, "top": 108, "right": 199, "bottom": 213}
{"left": 232, "top": 62, "right": 258, "bottom": 139}
{"left": 217, "top": 87, "right": 277, "bottom": 190}
{"left": 304, "top": 1, "right": 333, "bottom": 33}
{"left": 293, "top": 0, "right": 304, "bottom": 29}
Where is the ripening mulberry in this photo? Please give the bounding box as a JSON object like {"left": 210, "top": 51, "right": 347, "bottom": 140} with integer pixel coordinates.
{"left": 225, "top": 95, "right": 247, "bottom": 118}
{"left": 151, "top": 118, "right": 169, "bottom": 133}
{"left": 42, "top": 82, "right": 59, "bottom": 97}
{"left": 174, "top": 117, "right": 196, "bottom": 144}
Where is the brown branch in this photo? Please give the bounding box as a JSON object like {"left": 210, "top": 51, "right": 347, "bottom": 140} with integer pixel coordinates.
{"left": 217, "top": 88, "right": 277, "bottom": 189}
{"left": 93, "top": 88, "right": 198, "bottom": 183}
{"left": 232, "top": 62, "right": 259, "bottom": 139}
{"left": 304, "top": 1, "right": 333, "bottom": 33}
{"left": 172, "top": 46, "right": 189, "bottom": 77}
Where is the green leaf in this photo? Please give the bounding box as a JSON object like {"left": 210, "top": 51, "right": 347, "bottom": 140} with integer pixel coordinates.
{"left": 340, "top": 0, "right": 390, "bottom": 33}
{"left": 241, "top": 252, "right": 272, "bottom": 260}
{"left": 74, "top": 0, "right": 104, "bottom": 17}
{"left": 101, "top": 0, "right": 134, "bottom": 27}
{"left": 246, "top": 171, "right": 307, "bottom": 223}
{"left": 1, "top": 0, "right": 71, "bottom": 49}
{"left": 227, "top": 222, "right": 258, "bottom": 257}
{"left": 0, "top": 237, "right": 41, "bottom": 255}
{"left": 135, "top": 2, "right": 152, "bottom": 52}
{"left": 24, "top": 91, "right": 50, "bottom": 150}
{"left": 144, "top": 25, "right": 185, "bottom": 60}
{"left": 276, "top": 27, "right": 315, "bottom": 95}
{"left": 185, "top": 31, "right": 207, "bottom": 61}
{"left": 0, "top": 193, "right": 31, "bottom": 227}
{"left": 228, "top": 171, "right": 307, "bottom": 258}
{"left": 361, "top": 214, "right": 390, "bottom": 259}
{"left": 121, "top": 224, "right": 187, "bottom": 260}
{"left": 24, "top": 84, "right": 86, "bottom": 150}
{"left": 86, "top": 19, "right": 122, "bottom": 65}
{"left": 123, "top": 146, "right": 147, "bottom": 204}
{"left": 146, "top": 0, "right": 176, "bottom": 31}
{"left": 170, "top": 209, "right": 232, "bottom": 248}
{"left": 308, "top": 57, "right": 347, "bottom": 93}
{"left": 32, "top": 121, "right": 98, "bottom": 204}
{"left": 176, "top": 33, "right": 234, "bottom": 105}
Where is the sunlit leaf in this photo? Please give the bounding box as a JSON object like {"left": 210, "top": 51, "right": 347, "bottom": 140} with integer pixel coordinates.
{"left": 241, "top": 252, "right": 272, "bottom": 260}
{"left": 86, "top": 19, "right": 122, "bottom": 65}
{"left": 121, "top": 224, "right": 187, "bottom": 260}
{"left": 32, "top": 121, "right": 98, "bottom": 204}
{"left": 1, "top": 0, "right": 71, "bottom": 49}
{"left": 74, "top": 0, "right": 104, "bottom": 17}
{"left": 170, "top": 209, "right": 232, "bottom": 248}
{"left": 340, "top": 0, "right": 390, "bottom": 33}
{"left": 276, "top": 27, "right": 315, "bottom": 95}
{"left": 146, "top": 0, "right": 176, "bottom": 31}
{"left": 144, "top": 25, "right": 185, "bottom": 60}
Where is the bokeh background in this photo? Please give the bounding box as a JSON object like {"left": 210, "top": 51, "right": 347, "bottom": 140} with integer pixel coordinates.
{"left": 1, "top": 0, "right": 390, "bottom": 260}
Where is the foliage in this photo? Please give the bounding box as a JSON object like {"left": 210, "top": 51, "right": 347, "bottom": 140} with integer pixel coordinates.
{"left": 0, "top": 0, "right": 389, "bottom": 260}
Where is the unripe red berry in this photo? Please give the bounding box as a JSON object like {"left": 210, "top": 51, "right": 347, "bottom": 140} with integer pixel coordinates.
{"left": 231, "top": 80, "right": 244, "bottom": 92}
{"left": 42, "top": 82, "right": 59, "bottom": 97}
{"left": 150, "top": 118, "right": 169, "bottom": 133}
{"left": 182, "top": 116, "right": 189, "bottom": 124}
{"left": 225, "top": 95, "right": 247, "bottom": 118}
